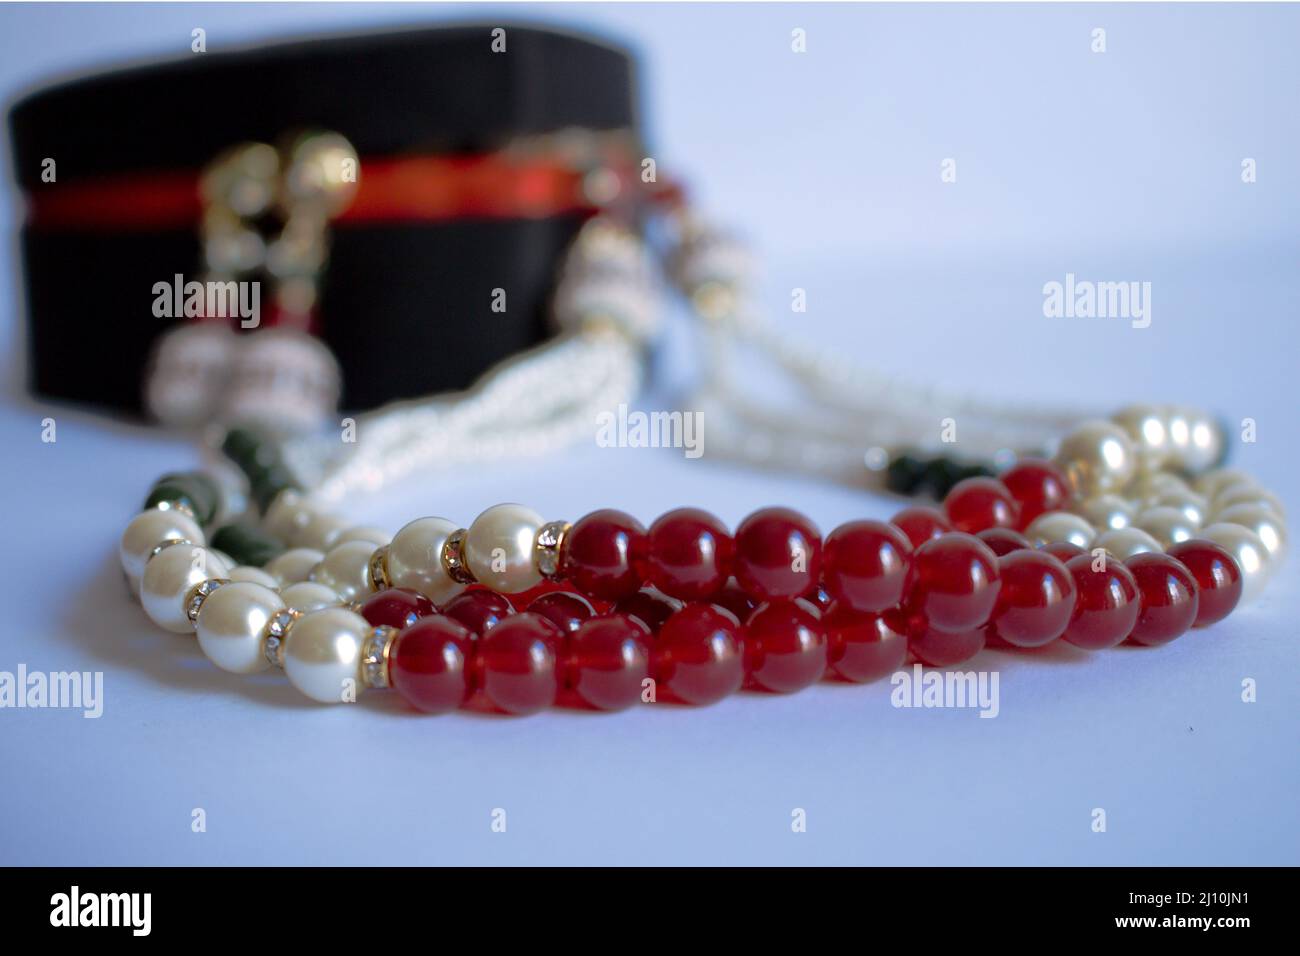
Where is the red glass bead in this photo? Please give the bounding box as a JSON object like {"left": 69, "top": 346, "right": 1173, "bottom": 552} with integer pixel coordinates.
{"left": 823, "top": 519, "right": 913, "bottom": 613}
{"left": 653, "top": 603, "right": 744, "bottom": 706}
{"left": 808, "top": 582, "right": 834, "bottom": 614}
{"left": 903, "top": 533, "right": 1001, "bottom": 633}
{"left": 615, "top": 588, "right": 682, "bottom": 633}
{"left": 890, "top": 506, "right": 954, "bottom": 549}
{"left": 359, "top": 587, "right": 435, "bottom": 630}
{"left": 561, "top": 509, "right": 648, "bottom": 601}
{"left": 944, "top": 477, "right": 1019, "bottom": 534}
{"left": 442, "top": 588, "right": 513, "bottom": 637}
{"left": 714, "top": 581, "right": 758, "bottom": 624}
{"left": 999, "top": 458, "right": 1072, "bottom": 530}
{"left": 824, "top": 602, "right": 908, "bottom": 683}
{"left": 1167, "top": 539, "right": 1243, "bottom": 627}
{"left": 568, "top": 614, "right": 652, "bottom": 711}
{"left": 1125, "top": 553, "right": 1199, "bottom": 647}
{"left": 1061, "top": 554, "right": 1140, "bottom": 650}
{"left": 647, "top": 508, "right": 734, "bottom": 601}
{"left": 528, "top": 591, "right": 594, "bottom": 636}
{"left": 733, "top": 507, "right": 821, "bottom": 600}
{"left": 476, "top": 612, "right": 561, "bottom": 715}
{"left": 899, "top": 611, "right": 986, "bottom": 667}
{"left": 390, "top": 615, "right": 475, "bottom": 714}
{"left": 976, "top": 527, "right": 1032, "bottom": 557}
{"left": 1040, "top": 541, "right": 1086, "bottom": 563}
{"left": 743, "top": 598, "right": 828, "bottom": 693}
{"left": 990, "top": 550, "right": 1077, "bottom": 648}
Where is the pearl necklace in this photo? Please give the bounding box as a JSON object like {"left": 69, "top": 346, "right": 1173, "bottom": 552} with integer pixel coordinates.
{"left": 118, "top": 404, "right": 1286, "bottom": 712}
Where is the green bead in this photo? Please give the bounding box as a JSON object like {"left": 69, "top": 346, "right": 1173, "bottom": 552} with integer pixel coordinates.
{"left": 144, "top": 471, "right": 220, "bottom": 526}
{"left": 211, "top": 523, "right": 285, "bottom": 568}
{"left": 885, "top": 454, "right": 928, "bottom": 496}
{"left": 922, "top": 457, "right": 964, "bottom": 499}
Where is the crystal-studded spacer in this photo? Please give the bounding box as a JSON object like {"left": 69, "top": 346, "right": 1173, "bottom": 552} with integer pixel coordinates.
{"left": 534, "top": 520, "right": 571, "bottom": 580}
{"left": 367, "top": 544, "right": 391, "bottom": 592}
{"left": 360, "top": 625, "right": 399, "bottom": 689}
{"left": 148, "top": 537, "right": 192, "bottom": 563}
{"left": 262, "top": 608, "right": 302, "bottom": 668}
{"left": 441, "top": 528, "right": 476, "bottom": 584}
{"left": 185, "top": 578, "right": 230, "bottom": 624}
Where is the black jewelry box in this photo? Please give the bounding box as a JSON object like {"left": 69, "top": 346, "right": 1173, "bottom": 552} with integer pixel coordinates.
{"left": 8, "top": 23, "right": 639, "bottom": 416}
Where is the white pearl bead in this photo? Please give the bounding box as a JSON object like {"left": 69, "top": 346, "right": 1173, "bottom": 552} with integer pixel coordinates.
{"left": 1201, "top": 523, "right": 1271, "bottom": 604}
{"left": 1094, "top": 527, "right": 1162, "bottom": 560}
{"left": 1212, "top": 482, "right": 1286, "bottom": 519}
{"left": 1193, "top": 467, "right": 1255, "bottom": 499}
{"left": 1144, "top": 489, "right": 1207, "bottom": 528}
{"left": 335, "top": 526, "right": 392, "bottom": 547}
{"left": 1164, "top": 407, "right": 1223, "bottom": 473}
{"left": 1053, "top": 420, "right": 1138, "bottom": 497}
{"left": 262, "top": 490, "right": 314, "bottom": 542}
{"left": 120, "top": 509, "right": 205, "bottom": 581}
{"left": 279, "top": 581, "right": 341, "bottom": 612}
{"left": 387, "top": 516, "right": 465, "bottom": 605}
{"left": 1136, "top": 506, "right": 1198, "bottom": 549}
{"left": 1136, "top": 471, "right": 1192, "bottom": 500}
{"left": 290, "top": 512, "right": 351, "bottom": 550}
{"left": 195, "top": 582, "right": 283, "bottom": 674}
{"left": 1214, "top": 504, "right": 1287, "bottom": 560}
{"left": 465, "top": 503, "right": 544, "bottom": 594}
{"left": 1075, "top": 494, "right": 1135, "bottom": 531}
{"left": 264, "top": 548, "right": 325, "bottom": 586}
{"left": 308, "top": 540, "right": 376, "bottom": 603}
{"left": 228, "top": 565, "right": 279, "bottom": 588}
{"left": 282, "top": 607, "right": 367, "bottom": 703}
{"left": 1111, "top": 404, "right": 1170, "bottom": 469}
{"left": 140, "top": 544, "right": 232, "bottom": 633}
{"left": 1025, "top": 511, "right": 1096, "bottom": 549}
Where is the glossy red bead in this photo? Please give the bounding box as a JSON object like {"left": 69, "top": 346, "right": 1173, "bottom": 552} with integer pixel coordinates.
{"left": 999, "top": 458, "right": 1072, "bottom": 530}
{"left": 646, "top": 508, "right": 734, "bottom": 601}
{"left": 713, "top": 581, "right": 758, "bottom": 624}
{"left": 903, "top": 533, "right": 1001, "bottom": 633}
{"left": 944, "top": 477, "right": 1019, "bottom": 534}
{"left": 390, "top": 615, "right": 475, "bottom": 714}
{"left": 1125, "top": 553, "right": 1199, "bottom": 647}
{"left": 568, "top": 614, "right": 652, "bottom": 711}
{"left": 823, "top": 519, "right": 913, "bottom": 613}
{"left": 561, "top": 509, "right": 648, "bottom": 600}
{"left": 733, "top": 507, "right": 821, "bottom": 600}
{"left": 614, "top": 588, "right": 682, "bottom": 633}
{"left": 528, "top": 591, "right": 594, "bottom": 636}
{"left": 358, "top": 587, "right": 435, "bottom": 630}
{"left": 1061, "top": 554, "right": 1140, "bottom": 650}
{"left": 1040, "top": 541, "right": 1086, "bottom": 563}
{"left": 442, "top": 588, "right": 513, "bottom": 636}
{"left": 824, "top": 602, "right": 908, "bottom": 683}
{"left": 653, "top": 603, "right": 744, "bottom": 706}
{"left": 1167, "top": 539, "right": 1243, "bottom": 627}
{"left": 977, "top": 527, "right": 1032, "bottom": 557}
{"left": 743, "top": 599, "right": 828, "bottom": 693}
{"left": 990, "top": 550, "right": 1077, "bottom": 648}
{"left": 890, "top": 506, "right": 954, "bottom": 549}
{"left": 900, "top": 611, "right": 987, "bottom": 667}
{"left": 476, "top": 612, "right": 561, "bottom": 715}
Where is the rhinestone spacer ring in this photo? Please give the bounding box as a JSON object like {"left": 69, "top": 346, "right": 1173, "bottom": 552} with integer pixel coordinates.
{"left": 367, "top": 544, "right": 391, "bottom": 592}
{"left": 262, "top": 608, "right": 303, "bottom": 668}
{"left": 147, "top": 537, "right": 192, "bottom": 563}
{"left": 184, "top": 578, "right": 230, "bottom": 625}
{"left": 360, "top": 626, "right": 400, "bottom": 689}
{"left": 441, "top": 528, "right": 476, "bottom": 584}
{"left": 534, "top": 520, "right": 571, "bottom": 580}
